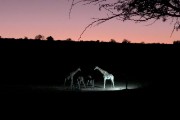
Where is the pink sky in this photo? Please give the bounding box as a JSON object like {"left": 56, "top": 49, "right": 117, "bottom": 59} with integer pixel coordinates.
{"left": 0, "top": 0, "right": 179, "bottom": 43}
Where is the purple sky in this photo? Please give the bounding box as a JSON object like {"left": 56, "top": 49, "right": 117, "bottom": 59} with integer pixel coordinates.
{"left": 0, "top": 0, "right": 179, "bottom": 43}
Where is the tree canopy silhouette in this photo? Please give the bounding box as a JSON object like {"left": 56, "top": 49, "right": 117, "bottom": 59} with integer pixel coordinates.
{"left": 122, "top": 39, "right": 131, "bottom": 44}
{"left": 35, "top": 34, "right": 45, "bottom": 40}
{"left": 47, "top": 36, "right": 54, "bottom": 41}
{"left": 71, "top": 0, "right": 180, "bottom": 39}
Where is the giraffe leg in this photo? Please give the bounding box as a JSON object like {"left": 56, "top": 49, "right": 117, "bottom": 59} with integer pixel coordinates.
{"left": 82, "top": 80, "right": 86, "bottom": 88}
{"left": 104, "top": 80, "right": 106, "bottom": 88}
{"left": 87, "top": 80, "right": 89, "bottom": 87}
{"left": 77, "top": 80, "right": 80, "bottom": 89}
{"left": 70, "top": 79, "right": 73, "bottom": 89}
{"left": 64, "top": 78, "right": 67, "bottom": 87}
{"left": 91, "top": 80, "right": 94, "bottom": 88}
{"left": 112, "top": 80, "right": 115, "bottom": 88}
{"left": 92, "top": 80, "right": 94, "bottom": 88}
{"left": 111, "top": 76, "right": 115, "bottom": 88}
{"left": 90, "top": 80, "right": 93, "bottom": 89}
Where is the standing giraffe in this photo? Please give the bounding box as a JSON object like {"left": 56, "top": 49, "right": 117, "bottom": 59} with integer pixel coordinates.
{"left": 64, "top": 68, "right": 81, "bottom": 89}
{"left": 94, "top": 66, "right": 114, "bottom": 88}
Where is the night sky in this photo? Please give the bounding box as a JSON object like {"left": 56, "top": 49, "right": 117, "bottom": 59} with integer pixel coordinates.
{"left": 0, "top": 0, "right": 179, "bottom": 43}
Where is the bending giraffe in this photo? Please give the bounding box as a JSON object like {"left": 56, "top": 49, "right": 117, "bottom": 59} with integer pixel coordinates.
{"left": 77, "top": 76, "right": 86, "bottom": 89}
{"left": 94, "top": 66, "right": 114, "bottom": 88}
{"left": 86, "top": 75, "right": 94, "bottom": 88}
{"left": 64, "top": 68, "right": 81, "bottom": 89}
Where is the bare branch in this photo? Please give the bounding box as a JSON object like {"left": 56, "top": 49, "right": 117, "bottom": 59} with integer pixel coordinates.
{"left": 69, "top": 0, "right": 75, "bottom": 19}
{"left": 145, "top": 19, "right": 158, "bottom": 26}
{"left": 78, "top": 14, "right": 121, "bottom": 40}
{"left": 170, "top": 23, "right": 176, "bottom": 37}
{"left": 71, "top": 0, "right": 180, "bottom": 39}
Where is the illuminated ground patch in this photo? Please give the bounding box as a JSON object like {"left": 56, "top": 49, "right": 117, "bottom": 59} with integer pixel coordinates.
{"left": 47, "top": 81, "right": 143, "bottom": 92}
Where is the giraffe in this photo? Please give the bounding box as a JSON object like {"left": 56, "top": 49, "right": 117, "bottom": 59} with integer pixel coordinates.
{"left": 94, "top": 66, "right": 114, "bottom": 88}
{"left": 86, "top": 75, "right": 94, "bottom": 88}
{"left": 64, "top": 68, "right": 81, "bottom": 89}
{"left": 77, "top": 76, "right": 86, "bottom": 89}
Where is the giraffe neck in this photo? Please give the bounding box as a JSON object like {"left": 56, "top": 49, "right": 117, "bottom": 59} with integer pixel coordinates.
{"left": 74, "top": 70, "right": 79, "bottom": 74}
{"left": 71, "top": 69, "right": 80, "bottom": 76}
{"left": 97, "top": 67, "right": 108, "bottom": 75}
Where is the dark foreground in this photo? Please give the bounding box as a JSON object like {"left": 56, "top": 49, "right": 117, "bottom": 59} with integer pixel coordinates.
{"left": 0, "top": 39, "right": 179, "bottom": 107}
{"left": 0, "top": 83, "right": 178, "bottom": 113}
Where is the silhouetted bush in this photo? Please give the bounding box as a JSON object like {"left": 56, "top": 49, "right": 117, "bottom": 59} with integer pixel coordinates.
{"left": 35, "top": 34, "right": 45, "bottom": 40}
{"left": 24, "top": 36, "right": 28, "bottom": 40}
{"left": 47, "top": 36, "right": 54, "bottom": 41}
{"left": 110, "top": 39, "right": 117, "bottom": 43}
{"left": 173, "top": 40, "right": 180, "bottom": 44}
{"left": 96, "top": 40, "right": 100, "bottom": 43}
{"left": 122, "top": 39, "right": 131, "bottom": 44}
{"left": 66, "top": 38, "right": 72, "bottom": 41}
{"left": 140, "top": 42, "right": 145, "bottom": 44}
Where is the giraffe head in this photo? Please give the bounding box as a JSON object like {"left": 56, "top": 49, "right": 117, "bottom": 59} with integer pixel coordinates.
{"left": 94, "top": 66, "right": 99, "bottom": 70}
{"left": 77, "top": 68, "right": 81, "bottom": 71}
{"left": 88, "top": 75, "right": 92, "bottom": 78}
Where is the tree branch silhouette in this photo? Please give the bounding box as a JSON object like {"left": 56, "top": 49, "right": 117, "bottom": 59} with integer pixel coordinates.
{"left": 70, "top": 0, "right": 180, "bottom": 39}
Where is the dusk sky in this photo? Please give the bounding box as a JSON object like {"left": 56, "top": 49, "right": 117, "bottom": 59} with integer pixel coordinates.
{"left": 0, "top": 0, "right": 180, "bottom": 43}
